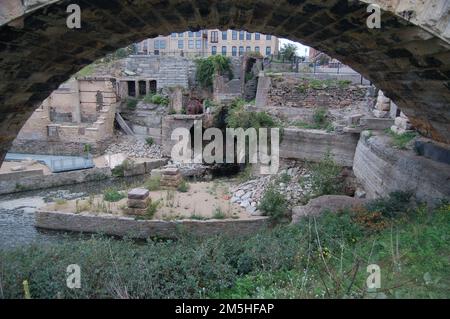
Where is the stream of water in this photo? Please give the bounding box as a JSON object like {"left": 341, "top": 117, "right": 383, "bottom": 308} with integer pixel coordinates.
{"left": 0, "top": 176, "right": 147, "bottom": 249}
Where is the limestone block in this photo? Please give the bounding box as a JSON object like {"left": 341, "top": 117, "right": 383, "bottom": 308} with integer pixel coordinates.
{"left": 125, "top": 207, "right": 147, "bottom": 216}
{"left": 162, "top": 167, "right": 180, "bottom": 175}
{"left": 128, "top": 188, "right": 149, "bottom": 200}
{"left": 346, "top": 113, "right": 364, "bottom": 126}
{"left": 395, "top": 117, "right": 412, "bottom": 130}
{"left": 373, "top": 110, "right": 389, "bottom": 118}
{"left": 127, "top": 196, "right": 151, "bottom": 209}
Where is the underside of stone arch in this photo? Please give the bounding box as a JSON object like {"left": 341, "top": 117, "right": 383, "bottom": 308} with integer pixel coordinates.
{"left": 0, "top": 0, "right": 449, "bottom": 162}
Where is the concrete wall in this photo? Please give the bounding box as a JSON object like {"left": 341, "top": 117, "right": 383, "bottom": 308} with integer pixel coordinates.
{"left": 353, "top": 132, "right": 450, "bottom": 205}
{"left": 36, "top": 210, "right": 269, "bottom": 239}
{"left": 280, "top": 128, "right": 360, "bottom": 167}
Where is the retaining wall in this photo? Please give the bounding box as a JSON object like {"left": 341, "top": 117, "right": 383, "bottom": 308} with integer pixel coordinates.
{"left": 35, "top": 210, "right": 269, "bottom": 238}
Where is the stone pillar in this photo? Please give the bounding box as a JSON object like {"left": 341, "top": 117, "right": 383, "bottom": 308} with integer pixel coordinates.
{"left": 71, "top": 79, "right": 81, "bottom": 123}
{"left": 126, "top": 188, "right": 151, "bottom": 216}
{"left": 145, "top": 80, "right": 150, "bottom": 96}
{"left": 373, "top": 90, "right": 390, "bottom": 118}
{"left": 160, "top": 168, "right": 182, "bottom": 188}
{"left": 135, "top": 80, "right": 139, "bottom": 98}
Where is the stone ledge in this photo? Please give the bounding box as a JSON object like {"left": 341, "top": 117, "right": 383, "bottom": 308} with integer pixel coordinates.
{"left": 35, "top": 210, "right": 269, "bottom": 239}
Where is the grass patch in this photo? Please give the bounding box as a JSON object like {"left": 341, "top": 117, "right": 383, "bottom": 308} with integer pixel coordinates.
{"left": 212, "top": 208, "right": 227, "bottom": 220}
{"left": 293, "top": 107, "right": 333, "bottom": 131}
{"left": 177, "top": 180, "right": 189, "bottom": 193}
{"left": 103, "top": 188, "right": 125, "bottom": 202}
{"left": 145, "top": 176, "right": 161, "bottom": 191}
{"left": 386, "top": 130, "right": 417, "bottom": 149}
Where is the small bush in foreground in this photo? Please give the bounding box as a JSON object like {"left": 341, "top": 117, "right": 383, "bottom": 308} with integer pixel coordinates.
{"left": 103, "top": 188, "right": 125, "bottom": 202}
{"left": 258, "top": 187, "right": 287, "bottom": 222}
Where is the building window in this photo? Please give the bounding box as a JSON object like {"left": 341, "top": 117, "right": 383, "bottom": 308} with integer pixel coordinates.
{"left": 188, "top": 40, "right": 194, "bottom": 49}
{"left": 239, "top": 46, "right": 244, "bottom": 56}
{"left": 195, "top": 31, "right": 201, "bottom": 37}
{"left": 246, "top": 32, "right": 252, "bottom": 40}
{"left": 178, "top": 40, "right": 184, "bottom": 49}
{"left": 222, "top": 31, "right": 227, "bottom": 40}
{"left": 211, "top": 46, "right": 217, "bottom": 55}
{"left": 178, "top": 32, "right": 184, "bottom": 37}
{"left": 239, "top": 31, "right": 245, "bottom": 40}
{"left": 155, "top": 40, "right": 166, "bottom": 50}
{"left": 255, "top": 46, "right": 260, "bottom": 53}
{"left": 266, "top": 34, "right": 272, "bottom": 40}
{"left": 196, "top": 40, "right": 202, "bottom": 49}
{"left": 232, "top": 46, "right": 237, "bottom": 56}
{"left": 188, "top": 31, "right": 194, "bottom": 37}
{"left": 232, "top": 30, "right": 237, "bottom": 40}
{"left": 210, "top": 31, "right": 218, "bottom": 43}
{"left": 266, "top": 46, "right": 271, "bottom": 56}
{"left": 246, "top": 46, "right": 251, "bottom": 52}
{"left": 255, "top": 33, "right": 261, "bottom": 40}
{"left": 222, "top": 46, "right": 227, "bottom": 56}
{"left": 171, "top": 33, "right": 177, "bottom": 38}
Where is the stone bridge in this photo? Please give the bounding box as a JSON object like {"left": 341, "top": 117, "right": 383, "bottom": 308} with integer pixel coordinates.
{"left": 0, "top": 0, "right": 449, "bottom": 162}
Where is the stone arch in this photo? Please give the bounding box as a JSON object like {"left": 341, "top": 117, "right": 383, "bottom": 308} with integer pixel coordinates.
{"left": 0, "top": 0, "right": 449, "bottom": 162}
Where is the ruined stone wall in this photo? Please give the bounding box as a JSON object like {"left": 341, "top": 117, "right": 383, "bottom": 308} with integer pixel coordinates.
{"left": 353, "top": 132, "right": 450, "bottom": 205}
{"left": 35, "top": 210, "right": 269, "bottom": 239}
{"left": 256, "top": 73, "right": 368, "bottom": 110}
{"left": 122, "top": 55, "right": 194, "bottom": 90}
{"left": 161, "top": 114, "right": 204, "bottom": 157}
{"left": 280, "top": 128, "right": 360, "bottom": 167}
{"left": 11, "top": 77, "right": 117, "bottom": 155}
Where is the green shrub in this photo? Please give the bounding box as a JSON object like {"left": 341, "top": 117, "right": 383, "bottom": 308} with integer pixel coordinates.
{"left": 145, "top": 137, "right": 154, "bottom": 146}
{"left": 142, "top": 199, "right": 161, "bottom": 219}
{"left": 258, "top": 187, "right": 287, "bottom": 222}
{"left": 365, "top": 191, "right": 413, "bottom": 218}
{"left": 278, "top": 172, "right": 291, "bottom": 184}
{"left": 126, "top": 98, "right": 138, "bottom": 109}
{"left": 103, "top": 188, "right": 125, "bottom": 202}
{"left": 177, "top": 180, "right": 189, "bottom": 193}
{"left": 196, "top": 55, "right": 233, "bottom": 88}
{"left": 111, "top": 165, "right": 124, "bottom": 177}
{"left": 145, "top": 176, "right": 161, "bottom": 191}
{"left": 304, "top": 152, "right": 343, "bottom": 197}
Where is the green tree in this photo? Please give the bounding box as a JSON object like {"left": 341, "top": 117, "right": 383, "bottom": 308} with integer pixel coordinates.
{"left": 279, "top": 43, "right": 298, "bottom": 61}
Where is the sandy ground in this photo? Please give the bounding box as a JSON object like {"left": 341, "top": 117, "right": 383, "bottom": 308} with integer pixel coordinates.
{"left": 46, "top": 180, "right": 251, "bottom": 221}
{"left": 0, "top": 160, "right": 51, "bottom": 175}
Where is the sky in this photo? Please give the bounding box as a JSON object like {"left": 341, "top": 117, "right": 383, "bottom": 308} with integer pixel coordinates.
{"left": 279, "top": 38, "right": 310, "bottom": 57}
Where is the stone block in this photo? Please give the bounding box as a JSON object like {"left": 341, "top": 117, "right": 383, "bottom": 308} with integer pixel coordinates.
{"left": 162, "top": 167, "right": 180, "bottom": 175}
{"left": 127, "top": 197, "right": 151, "bottom": 209}
{"left": 395, "top": 117, "right": 412, "bottom": 130}
{"left": 125, "top": 207, "right": 147, "bottom": 216}
{"left": 128, "top": 188, "right": 149, "bottom": 200}
{"left": 372, "top": 110, "right": 388, "bottom": 118}
{"left": 346, "top": 113, "right": 364, "bottom": 126}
